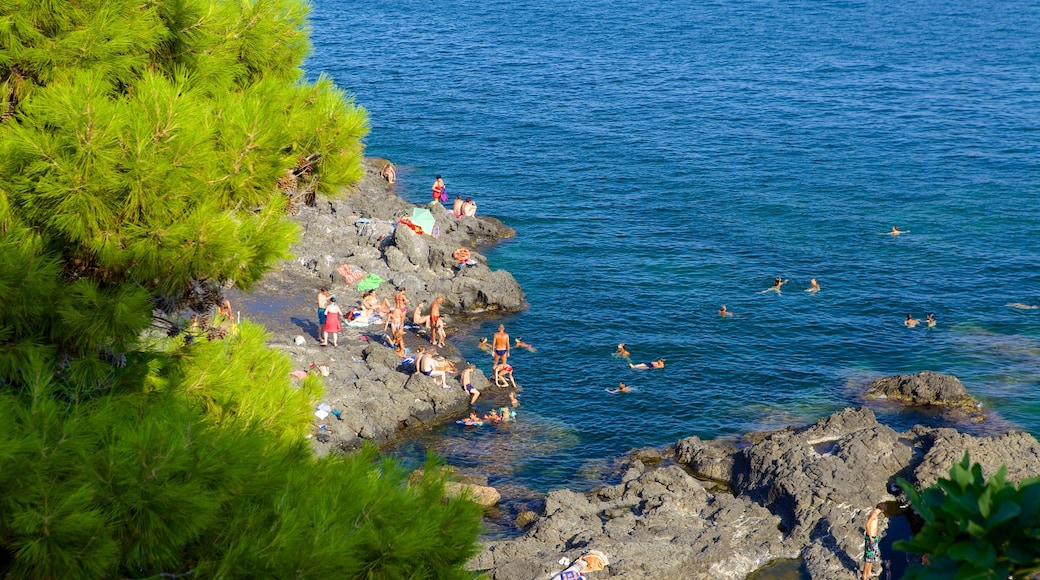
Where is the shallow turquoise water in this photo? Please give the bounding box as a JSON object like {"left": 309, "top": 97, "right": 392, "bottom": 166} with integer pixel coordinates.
{"left": 306, "top": 0, "right": 1040, "bottom": 493}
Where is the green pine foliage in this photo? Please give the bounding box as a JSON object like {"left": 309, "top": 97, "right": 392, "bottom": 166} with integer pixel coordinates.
{"left": 0, "top": 0, "right": 485, "bottom": 577}
{"left": 896, "top": 453, "right": 1040, "bottom": 579}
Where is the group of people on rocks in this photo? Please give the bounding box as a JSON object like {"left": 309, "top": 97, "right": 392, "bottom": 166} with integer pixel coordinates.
{"left": 431, "top": 174, "right": 478, "bottom": 217}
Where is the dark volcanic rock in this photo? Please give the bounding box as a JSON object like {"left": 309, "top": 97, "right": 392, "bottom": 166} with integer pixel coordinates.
{"left": 480, "top": 407, "right": 1040, "bottom": 579}
{"left": 236, "top": 158, "right": 523, "bottom": 452}
{"left": 865, "top": 370, "right": 979, "bottom": 411}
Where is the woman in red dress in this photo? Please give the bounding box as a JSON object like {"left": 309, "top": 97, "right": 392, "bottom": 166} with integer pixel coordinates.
{"left": 322, "top": 297, "right": 343, "bottom": 347}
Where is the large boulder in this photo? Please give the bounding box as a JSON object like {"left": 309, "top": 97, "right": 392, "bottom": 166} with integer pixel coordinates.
{"left": 675, "top": 435, "right": 737, "bottom": 483}
{"left": 865, "top": 371, "right": 980, "bottom": 412}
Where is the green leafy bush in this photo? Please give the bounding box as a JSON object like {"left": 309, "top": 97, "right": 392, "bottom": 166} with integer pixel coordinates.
{"left": 896, "top": 453, "right": 1040, "bottom": 579}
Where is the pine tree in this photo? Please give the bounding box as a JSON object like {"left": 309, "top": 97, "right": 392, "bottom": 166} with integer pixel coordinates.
{"left": 0, "top": 1, "right": 484, "bottom": 577}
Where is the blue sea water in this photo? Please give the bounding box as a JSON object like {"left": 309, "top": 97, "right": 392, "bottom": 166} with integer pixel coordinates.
{"left": 305, "top": 0, "right": 1040, "bottom": 494}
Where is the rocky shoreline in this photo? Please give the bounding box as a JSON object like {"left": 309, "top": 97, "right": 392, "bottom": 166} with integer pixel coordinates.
{"left": 236, "top": 158, "right": 525, "bottom": 451}
{"left": 474, "top": 403, "right": 1040, "bottom": 579}
{"left": 239, "top": 161, "right": 1040, "bottom": 578}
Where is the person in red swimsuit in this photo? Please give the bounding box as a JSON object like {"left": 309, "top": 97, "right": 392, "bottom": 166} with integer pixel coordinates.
{"left": 431, "top": 175, "right": 445, "bottom": 203}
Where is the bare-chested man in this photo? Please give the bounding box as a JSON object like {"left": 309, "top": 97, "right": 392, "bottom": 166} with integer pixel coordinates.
{"left": 460, "top": 364, "right": 479, "bottom": 404}
{"left": 492, "top": 324, "right": 510, "bottom": 367}
{"left": 904, "top": 313, "right": 920, "bottom": 328}
{"left": 429, "top": 297, "right": 444, "bottom": 344}
{"left": 384, "top": 306, "right": 406, "bottom": 354}
{"left": 861, "top": 504, "right": 885, "bottom": 579}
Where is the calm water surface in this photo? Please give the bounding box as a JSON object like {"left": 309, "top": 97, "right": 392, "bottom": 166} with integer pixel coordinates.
{"left": 304, "top": 0, "right": 1040, "bottom": 494}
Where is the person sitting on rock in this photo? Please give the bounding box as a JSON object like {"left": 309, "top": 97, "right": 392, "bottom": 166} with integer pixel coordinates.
{"left": 461, "top": 364, "right": 480, "bottom": 405}
{"left": 380, "top": 163, "right": 396, "bottom": 184}
{"left": 453, "top": 194, "right": 464, "bottom": 218}
{"left": 412, "top": 300, "right": 431, "bottom": 334}
{"left": 461, "top": 196, "right": 477, "bottom": 217}
{"left": 417, "top": 349, "right": 451, "bottom": 388}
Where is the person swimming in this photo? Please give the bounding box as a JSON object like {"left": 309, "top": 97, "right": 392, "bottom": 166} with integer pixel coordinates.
{"left": 605, "top": 382, "right": 632, "bottom": 394}
{"left": 1007, "top": 302, "right": 1040, "bottom": 310}
{"left": 615, "top": 343, "right": 630, "bottom": 358}
{"left": 629, "top": 358, "right": 665, "bottom": 370}
{"left": 887, "top": 226, "right": 908, "bottom": 236}
{"left": 458, "top": 412, "right": 484, "bottom": 426}
{"left": 806, "top": 278, "right": 820, "bottom": 293}
{"left": 478, "top": 336, "right": 492, "bottom": 352}
{"left": 904, "top": 313, "right": 920, "bottom": 328}
{"left": 718, "top": 305, "right": 733, "bottom": 317}
{"left": 926, "top": 312, "right": 936, "bottom": 328}
{"left": 760, "top": 277, "right": 788, "bottom": 295}
{"left": 515, "top": 337, "right": 536, "bottom": 352}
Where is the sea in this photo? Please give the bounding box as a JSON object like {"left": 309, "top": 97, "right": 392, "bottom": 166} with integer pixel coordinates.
{"left": 303, "top": 0, "right": 1040, "bottom": 498}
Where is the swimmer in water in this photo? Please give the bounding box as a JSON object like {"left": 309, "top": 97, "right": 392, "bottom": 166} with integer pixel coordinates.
{"left": 904, "top": 313, "right": 920, "bottom": 328}
{"left": 760, "top": 276, "right": 788, "bottom": 295}
{"left": 615, "top": 343, "right": 630, "bottom": 358}
{"left": 1007, "top": 302, "right": 1040, "bottom": 310}
{"left": 605, "top": 382, "right": 632, "bottom": 394}
{"left": 887, "top": 226, "right": 908, "bottom": 236}
{"left": 718, "top": 305, "right": 733, "bottom": 317}
{"left": 630, "top": 358, "right": 665, "bottom": 370}
{"left": 806, "top": 278, "right": 820, "bottom": 293}
{"left": 515, "top": 337, "right": 536, "bottom": 352}
{"left": 926, "top": 312, "right": 936, "bottom": 328}
{"left": 478, "top": 336, "right": 492, "bottom": 352}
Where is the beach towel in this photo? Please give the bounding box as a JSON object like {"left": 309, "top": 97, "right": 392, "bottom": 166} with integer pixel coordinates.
{"left": 356, "top": 273, "right": 385, "bottom": 292}
{"left": 337, "top": 264, "right": 366, "bottom": 285}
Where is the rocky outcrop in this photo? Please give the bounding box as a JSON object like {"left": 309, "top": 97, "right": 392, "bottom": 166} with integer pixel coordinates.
{"left": 865, "top": 371, "right": 981, "bottom": 412}
{"left": 256, "top": 158, "right": 526, "bottom": 315}
{"left": 472, "top": 463, "right": 795, "bottom": 580}
{"left": 237, "top": 158, "right": 524, "bottom": 452}
{"left": 478, "top": 405, "right": 1040, "bottom": 579}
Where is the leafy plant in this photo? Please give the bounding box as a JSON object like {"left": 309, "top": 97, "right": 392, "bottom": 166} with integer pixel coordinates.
{"left": 896, "top": 453, "right": 1040, "bottom": 579}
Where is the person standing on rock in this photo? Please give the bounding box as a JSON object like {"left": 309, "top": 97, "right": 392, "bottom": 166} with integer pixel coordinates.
{"left": 453, "top": 194, "right": 464, "bottom": 218}
{"left": 316, "top": 288, "right": 329, "bottom": 339}
{"left": 394, "top": 287, "right": 409, "bottom": 313}
{"left": 492, "top": 324, "right": 510, "bottom": 368}
{"left": 432, "top": 175, "right": 446, "bottom": 203}
{"left": 384, "top": 305, "right": 406, "bottom": 355}
{"left": 861, "top": 504, "right": 884, "bottom": 579}
{"left": 429, "top": 297, "right": 444, "bottom": 345}
{"left": 322, "top": 296, "right": 342, "bottom": 347}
